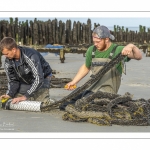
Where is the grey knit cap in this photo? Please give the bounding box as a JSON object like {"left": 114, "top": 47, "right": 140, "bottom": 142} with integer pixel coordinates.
{"left": 93, "top": 25, "right": 115, "bottom": 40}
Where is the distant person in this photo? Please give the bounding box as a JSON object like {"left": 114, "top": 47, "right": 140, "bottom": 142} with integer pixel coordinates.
{"left": 0, "top": 37, "right": 54, "bottom": 105}
{"left": 60, "top": 25, "right": 142, "bottom": 110}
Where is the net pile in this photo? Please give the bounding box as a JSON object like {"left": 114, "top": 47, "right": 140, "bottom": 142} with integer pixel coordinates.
{"left": 62, "top": 91, "right": 150, "bottom": 126}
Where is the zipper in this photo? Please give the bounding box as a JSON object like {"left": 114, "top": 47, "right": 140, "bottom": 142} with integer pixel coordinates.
{"left": 13, "top": 63, "right": 29, "bottom": 84}
{"left": 11, "top": 49, "right": 29, "bottom": 84}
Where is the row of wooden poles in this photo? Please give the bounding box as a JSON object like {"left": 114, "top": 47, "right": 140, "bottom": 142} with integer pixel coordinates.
{"left": 0, "top": 17, "right": 150, "bottom": 46}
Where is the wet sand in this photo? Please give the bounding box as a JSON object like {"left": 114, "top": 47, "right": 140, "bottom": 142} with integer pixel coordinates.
{"left": 0, "top": 49, "right": 150, "bottom": 133}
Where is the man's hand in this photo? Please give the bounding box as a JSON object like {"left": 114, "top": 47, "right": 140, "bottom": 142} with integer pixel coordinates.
{"left": 0, "top": 94, "right": 11, "bottom": 100}
{"left": 11, "top": 96, "right": 27, "bottom": 104}
{"left": 121, "top": 44, "right": 133, "bottom": 56}
{"left": 121, "top": 44, "right": 142, "bottom": 60}
{"left": 64, "top": 81, "right": 77, "bottom": 90}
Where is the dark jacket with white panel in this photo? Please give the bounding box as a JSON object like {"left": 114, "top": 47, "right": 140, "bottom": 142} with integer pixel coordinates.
{"left": 4, "top": 46, "right": 52, "bottom": 98}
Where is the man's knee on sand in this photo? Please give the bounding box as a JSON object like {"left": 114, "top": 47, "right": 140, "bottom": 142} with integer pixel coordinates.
{"left": 15, "top": 76, "right": 51, "bottom": 100}
{"left": 15, "top": 87, "right": 50, "bottom": 102}
{"left": 33, "top": 88, "right": 50, "bottom": 102}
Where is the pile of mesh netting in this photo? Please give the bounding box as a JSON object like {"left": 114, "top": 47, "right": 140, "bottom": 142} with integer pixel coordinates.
{"left": 62, "top": 91, "right": 150, "bottom": 126}
{"left": 40, "top": 53, "right": 150, "bottom": 126}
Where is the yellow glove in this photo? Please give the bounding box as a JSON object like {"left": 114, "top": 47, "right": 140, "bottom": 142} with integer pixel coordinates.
{"left": 1, "top": 98, "right": 9, "bottom": 103}
{"left": 64, "top": 84, "right": 77, "bottom": 89}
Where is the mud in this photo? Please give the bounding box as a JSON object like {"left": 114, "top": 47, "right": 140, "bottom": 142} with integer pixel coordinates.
{"left": 0, "top": 50, "right": 150, "bottom": 132}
